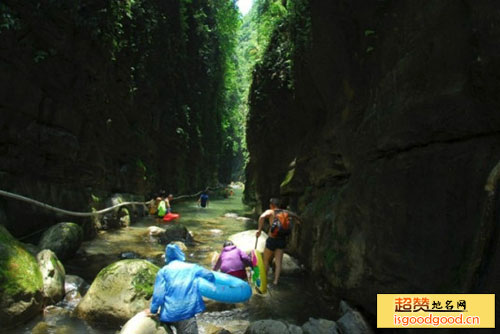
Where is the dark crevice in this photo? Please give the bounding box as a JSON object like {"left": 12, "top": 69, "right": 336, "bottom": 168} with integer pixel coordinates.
{"left": 373, "top": 130, "right": 500, "bottom": 160}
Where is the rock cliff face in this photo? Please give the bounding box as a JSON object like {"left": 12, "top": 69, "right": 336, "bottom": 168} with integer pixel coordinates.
{"left": 0, "top": 1, "right": 237, "bottom": 237}
{"left": 245, "top": 0, "right": 500, "bottom": 323}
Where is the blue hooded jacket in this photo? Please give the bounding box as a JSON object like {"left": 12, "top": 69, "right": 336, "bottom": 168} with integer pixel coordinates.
{"left": 150, "top": 244, "right": 215, "bottom": 322}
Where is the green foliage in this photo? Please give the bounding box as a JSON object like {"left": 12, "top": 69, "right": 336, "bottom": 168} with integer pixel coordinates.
{"left": 221, "top": 0, "right": 303, "bottom": 181}
{"left": 0, "top": 0, "right": 252, "bottom": 191}
{"left": 91, "top": 194, "right": 100, "bottom": 203}
{"left": 0, "top": 226, "right": 43, "bottom": 297}
{"left": 0, "top": 3, "right": 21, "bottom": 32}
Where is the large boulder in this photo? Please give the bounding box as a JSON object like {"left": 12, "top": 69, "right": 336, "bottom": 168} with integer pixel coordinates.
{"left": 38, "top": 222, "right": 83, "bottom": 260}
{"left": 119, "top": 311, "right": 172, "bottom": 334}
{"left": 158, "top": 224, "right": 193, "bottom": 244}
{"left": 36, "top": 249, "right": 65, "bottom": 305}
{"left": 228, "top": 230, "right": 268, "bottom": 253}
{"left": 0, "top": 225, "right": 44, "bottom": 328}
{"left": 75, "top": 259, "right": 159, "bottom": 327}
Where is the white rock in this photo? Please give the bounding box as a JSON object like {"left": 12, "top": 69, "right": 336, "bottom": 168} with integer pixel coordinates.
{"left": 37, "top": 249, "right": 65, "bottom": 305}
{"left": 228, "top": 230, "right": 268, "bottom": 253}
{"left": 148, "top": 226, "right": 165, "bottom": 236}
{"left": 120, "top": 311, "right": 171, "bottom": 334}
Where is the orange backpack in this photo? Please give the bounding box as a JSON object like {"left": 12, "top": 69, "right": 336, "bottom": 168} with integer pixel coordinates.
{"left": 270, "top": 209, "right": 292, "bottom": 238}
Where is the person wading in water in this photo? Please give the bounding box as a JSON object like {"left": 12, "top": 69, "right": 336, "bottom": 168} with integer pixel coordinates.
{"left": 256, "top": 197, "right": 303, "bottom": 286}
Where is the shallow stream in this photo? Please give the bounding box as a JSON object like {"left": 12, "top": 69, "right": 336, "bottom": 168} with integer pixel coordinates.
{"left": 6, "top": 187, "right": 337, "bottom": 334}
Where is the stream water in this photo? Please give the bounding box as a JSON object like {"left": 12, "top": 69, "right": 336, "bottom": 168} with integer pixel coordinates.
{"left": 6, "top": 187, "right": 337, "bottom": 334}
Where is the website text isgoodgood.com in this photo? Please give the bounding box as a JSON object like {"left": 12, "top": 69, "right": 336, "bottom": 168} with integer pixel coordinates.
{"left": 394, "top": 313, "right": 480, "bottom": 327}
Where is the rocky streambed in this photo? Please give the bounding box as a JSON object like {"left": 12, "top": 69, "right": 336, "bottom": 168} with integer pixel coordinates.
{"left": 2, "top": 189, "right": 373, "bottom": 333}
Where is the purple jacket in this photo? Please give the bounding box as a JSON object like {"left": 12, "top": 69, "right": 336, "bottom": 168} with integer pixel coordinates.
{"left": 213, "top": 245, "right": 251, "bottom": 273}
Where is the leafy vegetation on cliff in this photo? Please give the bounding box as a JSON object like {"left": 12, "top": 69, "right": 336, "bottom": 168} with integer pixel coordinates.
{"left": 243, "top": 0, "right": 311, "bottom": 206}
{"left": 0, "top": 0, "right": 241, "bottom": 194}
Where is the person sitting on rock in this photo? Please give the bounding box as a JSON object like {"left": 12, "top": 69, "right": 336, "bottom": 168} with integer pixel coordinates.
{"left": 146, "top": 243, "right": 214, "bottom": 333}
{"left": 213, "top": 241, "right": 252, "bottom": 281}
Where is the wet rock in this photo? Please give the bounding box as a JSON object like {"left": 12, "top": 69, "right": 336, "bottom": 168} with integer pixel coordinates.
{"left": 221, "top": 319, "right": 251, "bottom": 334}
{"left": 0, "top": 225, "right": 44, "bottom": 328}
{"left": 336, "top": 301, "right": 374, "bottom": 334}
{"left": 59, "top": 275, "right": 89, "bottom": 309}
{"left": 120, "top": 251, "right": 140, "bottom": 259}
{"left": 198, "top": 309, "right": 250, "bottom": 333}
{"left": 228, "top": 230, "right": 268, "bottom": 253}
{"left": 119, "top": 311, "right": 172, "bottom": 334}
{"left": 302, "top": 318, "right": 340, "bottom": 334}
{"left": 158, "top": 224, "right": 192, "bottom": 244}
{"left": 37, "top": 249, "right": 65, "bottom": 305}
{"left": 38, "top": 222, "right": 83, "bottom": 260}
{"left": 245, "top": 319, "right": 302, "bottom": 334}
{"left": 213, "top": 329, "right": 232, "bottom": 334}
{"left": 60, "top": 289, "right": 82, "bottom": 309}
{"left": 148, "top": 226, "right": 165, "bottom": 236}
{"left": 64, "top": 274, "right": 89, "bottom": 296}
{"left": 198, "top": 322, "right": 227, "bottom": 334}
{"left": 32, "top": 321, "right": 50, "bottom": 334}
{"left": 75, "top": 259, "right": 159, "bottom": 327}
{"left": 280, "top": 254, "right": 303, "bottom": 276}
{"left": 43, "top": 305, "right": 71, "bottom": 320}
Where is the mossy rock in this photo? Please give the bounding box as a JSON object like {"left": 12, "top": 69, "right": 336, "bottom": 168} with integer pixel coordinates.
{"left": 75, "top": 259, "right": 159, "bottom": 327}
{"left": 0, "top": 225, "right": 43, "bottom": 328}
{"left": 38, "top": 222, "right": 83, "bottom": 260}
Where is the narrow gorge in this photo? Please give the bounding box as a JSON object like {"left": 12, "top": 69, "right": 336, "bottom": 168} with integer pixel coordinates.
{"left": 1, "top": 1, "right": 499, "bottom": 333}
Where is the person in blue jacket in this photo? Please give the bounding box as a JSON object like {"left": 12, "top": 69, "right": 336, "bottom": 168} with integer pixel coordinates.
{"left": 146, "top": 243, "right": 214, "bottom": 333}
{"left": 197, "top": 191, "right": 209, "bottom": 208}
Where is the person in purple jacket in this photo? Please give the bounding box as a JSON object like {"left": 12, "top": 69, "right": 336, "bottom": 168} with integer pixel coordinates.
{"left": 213, "top": 241, "right": 252, "bottom": 280}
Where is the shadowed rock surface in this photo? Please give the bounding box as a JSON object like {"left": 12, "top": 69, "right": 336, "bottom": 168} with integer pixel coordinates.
{"left": 245, "top": 0, "right": 500, "bottom": 329}
{"left": 0, "top": 0, "right": 242, "bottom": 238}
